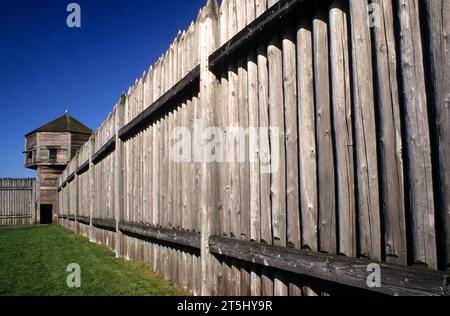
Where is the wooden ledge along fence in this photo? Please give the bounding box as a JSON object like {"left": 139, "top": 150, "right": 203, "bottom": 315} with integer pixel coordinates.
{"left": 58, "top": 0, "right": 450, "bottom": 296}
{"left": 0, "top": 179, "right": 36, "bottom": 226}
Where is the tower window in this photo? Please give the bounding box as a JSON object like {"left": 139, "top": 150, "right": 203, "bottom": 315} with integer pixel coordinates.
{"left": 27, "top": 151, "right": 33, "bottom": 164}
{"left": 49, "top": 148, "right": 58, "bottom": 161}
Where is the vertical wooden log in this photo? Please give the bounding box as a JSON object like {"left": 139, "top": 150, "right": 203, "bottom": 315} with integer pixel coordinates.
{"left": 371, "top": 0, "right": 407, "bottom": 265}
{"left": 115, "top": 96, "right": 125, "bottom": 258}
{"left": 258, "top": 62, "right": 271, "bottom": 242}
{"left": 423, "top": 0, "right": 450, "bottom": 269}
{"left": 238, "top": 0, "right": 252, "bottom": 297}
{"left": 228, "top": 0, "right": 241, "bottom": 240}
{"left": 238, "top": 50, "right": 250, "bottom": 243}
{"left": 219, "top": 0, "right": 230, "bottom": 240}
{"left": 256, "top": 0, "right": 272, "bottom": 296}
{"left": 193, "top": 94, "right": 202, "bottom": 234}
{"left": 283, "top": 25, "right": 300, "bottom": 250}
{"left": 74, "top": 156, "right": 79, "bottom": 234}
{"left": 215, "top": 3, "right": 229, "bottom": 294}
{"left": 268, "top": 0, "right": 286, "bottom": 297}
{"left": 281, "top": 20, "right": 301, "bottom": 297}
{"left": 89, "top": 136, "right": 95, "bottom": 243}
{"left": 329, "top": 1, "right": 356, "bottom": 258}
{"left": 349, "top": 0, "right": 381, "bottom": 261}
{"left": 268, "top": 5, "right": 286, "bottom": 250}
{"left": 164, "top": 112, "right": 170, "bottom": 279}
{"left": 154, "top": 118, "right": 161, "bottom": 270}
{"left": 297, "top": 13, "right": 318, "bottom": 297}
{"left": 313, "top": 4, "right": 336, "bottom": 254}
{"left": 298, "top": 19, "right": 318, "bottom": 252}
{"left": 168, "top": 109, "right": 174, "bottom": 229}
{"left": 247, "top": 0, "right": 262, "bottom": 297}
{"left": 199, "top": 0, "right": 220, "bottom": 296}
{"left": 397, "top": 0, "right": 437, "bottom": 269}
{"left": 142, "top": 109, "right": 149, "bottom": 230}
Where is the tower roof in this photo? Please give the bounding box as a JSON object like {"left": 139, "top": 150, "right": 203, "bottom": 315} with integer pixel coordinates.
{"left": 25, "top": 113, "right": 93, "bottom": 137}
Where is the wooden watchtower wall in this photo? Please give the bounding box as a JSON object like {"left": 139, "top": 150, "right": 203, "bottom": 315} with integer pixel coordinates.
{"left": 58, "top": 0, "right": 450, "bottom": 296}
{"left": 0, "top": 179, "right": 36, "bottom": 226}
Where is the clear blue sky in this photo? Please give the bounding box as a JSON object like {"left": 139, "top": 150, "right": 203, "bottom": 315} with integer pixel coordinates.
{"left": 0, "top": 0, "right": 205, "bottom": 178}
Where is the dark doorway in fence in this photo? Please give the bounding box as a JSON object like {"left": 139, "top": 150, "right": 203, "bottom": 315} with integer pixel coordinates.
{"left": 40, "top": 205, "right": 53, "bottom": 224}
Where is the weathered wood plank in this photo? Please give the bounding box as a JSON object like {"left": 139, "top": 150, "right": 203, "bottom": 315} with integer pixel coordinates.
{"left": 397, "top": 0, "right": 437, "bottom": 269}
{"left": 119, "top": 221, "right": 200, "bottom": 249}
{"left": 209, "top": 236, "right": 450, "bottom": 296}
{"left": 297, "top": 17, "right": 318, "bottom": 252}
{"left": 92, "top": 218, "right": 117, "bottom": 231}
{"left": 199, "top": 0, "right": 220, "bottom": 296}
{"left": 268, "top": 32, "right": 286, "bottom": 249}
{"left": 313, "top": 3, "right": 336, "bottom": 254}
{"left": 91, "top": 136, "right": 116, "bottom": 165}
{"left": 268, "top": 0, "right": 287, "bottom": 296}
{"left": 371, "top": 0, "right": 406, "bottom": 265}
{"left": 75, "top": 160, "right": 89, "bottom": 176}
{"left": 329, "top": 1, "right": 356, "bottom": 258}
{"left": 282, "top": 25, "right": 300, "bottom": 251}
{"left": 349, "top": 0, "right": 381, "bottom": 261}
{"left": 423, "top": 0, "right": 450, "bottom": 269}
{"left": 248, "top": 52, "right": 260, "bottom": 245}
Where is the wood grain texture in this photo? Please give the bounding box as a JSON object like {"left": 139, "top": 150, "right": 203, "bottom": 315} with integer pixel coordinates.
{"left": 371, "top": 0, "right": 407, "bottom": 265}
{"left": 423, "top": 0, "right": 450, "bottom": 269}
{"left": 297, "top": 19, "right": 318, "bottom": 252}
{"left": 209, "top": 236, "right": 450, "bottom": 296}
{"left": 313, "top": 4, "right": 336, "bottom": 255}
{"left": 349, "top": 0, "right": 381, "bottom": 260}
{"left": 397, "top": 0, "right": 437, "bottom": 269}
{"left": 329, "top": 1, "right": 356, "bottom": 258}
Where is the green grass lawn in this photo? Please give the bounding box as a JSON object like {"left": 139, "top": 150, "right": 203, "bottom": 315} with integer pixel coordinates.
{"left": 0, "top": 225, "right": 189, "bottom": 296}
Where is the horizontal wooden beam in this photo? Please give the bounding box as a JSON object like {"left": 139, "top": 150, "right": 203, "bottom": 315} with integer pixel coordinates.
{"left": 0, "top": 215, "right": 32, "bottom": 219}
{"left": 209, "top": 236, "right": 450, "bottom": 296}
{"left": 67, "top": 215, "right": 76, "bottom": 222}
{"left": 67, "top": 173, "right": 75, "bottom": 183}
{"left": 118, "top": 65, "right": 200, "bottom": 141}
{"left": 0, "top": 187, "right": 33, "bottom": 191}
{"left": 92, "top": 218, "right": 116, "bottom": 231}
{"left": 209, "top": 0, "right": 303, "bottom": 71}
{"left": 119, "top": 221, "right": 200, "bottom": 250}
{"left": 92, "top": 137, "right": 116, "bottom": 165}
{"left": 76, "top": 216, "right": 90, "bottom": 225}
{"left": 76, "top": 161, "right": 90, "bottom": 175}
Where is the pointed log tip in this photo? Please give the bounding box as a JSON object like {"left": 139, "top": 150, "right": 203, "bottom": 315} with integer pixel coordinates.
{"left": 201, "top": 0, "right": 219, "bottom": 21}
{"left": 221, "top": 0, "right": 229, "bottom": 10}
{"left": 196, "top": 8, "right": 203, "bottom": 23}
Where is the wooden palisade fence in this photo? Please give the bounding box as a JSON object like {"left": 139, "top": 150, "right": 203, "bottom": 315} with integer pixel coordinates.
{"left": 0, "top": 179, "right": 36, "bottom": 226}
{"left": 58, "top": 0, "right": 450, "bottom": 296}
